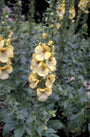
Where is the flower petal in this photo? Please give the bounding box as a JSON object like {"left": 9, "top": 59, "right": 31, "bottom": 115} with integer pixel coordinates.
{"left": 0, "top": 71, "right": 9, "bottom": 80}
{"left": 38, "top": 93, "right": 48, "bottom": 102}
{"left": 38, "top": 64, "right": 49, "bottom": 77}
{"left": 0, "top": 52, "right": 8, "bottom": 63}
{"left": 45, "top": 52, "right": 51, "bottom": 60}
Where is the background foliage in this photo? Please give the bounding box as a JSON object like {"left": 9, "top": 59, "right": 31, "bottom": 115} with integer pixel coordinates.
{"left": 0, "top": 0, "right": 90, "bottom": 137}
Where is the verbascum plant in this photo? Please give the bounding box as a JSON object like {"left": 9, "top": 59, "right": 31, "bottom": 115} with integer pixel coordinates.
{"left": 28, "top": 40, "right": 57, "bottom": 102}
{"left": 0, "top": 34, "right": 14, "bottom": 80}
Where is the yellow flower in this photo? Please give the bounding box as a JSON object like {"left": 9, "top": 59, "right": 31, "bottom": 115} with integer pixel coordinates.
{"left": 0, "top": 45, "right": 14, "bottom": 63}
{"left": 35, "top": 43, "right": 51, "bottom": 61}
{"left": 0, "top": 65, "right": 13, "bottom": 80}
{"left": 57, "top": 0, "right": 65, "bottom": 20}
{"left": 6, "top": 39, "right": 11, "bottom": 46}
{"left": 38, "top": 63, "right": 49, "bottom": 77}
{"left": 57, "top": 23, "right": 61, "bottom": 29}
{"left": 37, "top": 87, "right": 52, "bottom": 101}
{"left": 30, "top": 57, "right": 42, "bottom": 74}
{"left": 5, "top": 45, "right": 14, "bottom": 56}
{"left": 28, "top": 73, "right": 39, "bottom": 89}
{"left": 46, "top": 57, "right": 57, "bottom": 72}
{"left": 44, "top": 127, "right": 48, "bottom": 130}
{"left": 45, "top": 74, "right": 56, "bottom": 88}
{"left": 49, "top": 24, "right": 54, "bottom": 28}
{"left": 57, "top": 6, "right": 65, "bottom": 20}
{"left": 42, "top": 33, "right": 47, "bottom": 39}
{"left": 48, "top": 41, "right": 54, "bottom": 46}
{"left": 72, "top": 20, "right": 75, "bottom": 23}
{"left": 78, "top": 0, "right": 89, "bottom": 11}
{"left": 84, "top": 10, "right": 89, "bottom": 14}
{"left": 28, "top": 72, "right": 38, "bottom": 82}
{"left": 29, "top": 80, "right": 39, "bottom": 89}
{"left": 69, "top": 6, "right": 75, "bottom": 19}
{"left": 8, "top": 30, "right": 13, "bottom": 38}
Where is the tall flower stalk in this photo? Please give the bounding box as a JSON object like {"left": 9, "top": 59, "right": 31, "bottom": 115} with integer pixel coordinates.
{"left": 28, "top": 36, "right": 57, "bottom": 101}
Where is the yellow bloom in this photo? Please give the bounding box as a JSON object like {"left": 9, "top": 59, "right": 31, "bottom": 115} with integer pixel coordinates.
{"left": 84, "top": 10, "right": 89, "bottom": 14}
{"left": 46, "top": 57, "right": 57, "bottom": 71}
{"left": 28, "top": 73, "right": 39, "bottom": 89}
{"left": 78, "top": 0, "right": 89, "bottom": 11}
{"left": 30, "top": 57, "right": 42, "bottom": 74}
{"left": 35, "top": 44, "right": 51, "bottom": 61}
{"left": 57, "top": 0, "right": 65, "bottom": 20}
{"left": 48, "top": 41, "right": 54, "bottom": 46}
{"left": 38, "top": 63, "right": 49, "bottom": 77}
{"left": 44, "top": 127, "right": 48, "bottom": 130}
{"left": 0, "top": 45, "right": 14, "bottom": 63}
{"left": 72, "top": 20, "right": 75, "bottom": 23}
{"left": 42, "top": 33, "right": 47, "bottom": 39}
{"left": 37, "top": 87, "right": 52, "bottom": 101}
{"left": 57, "top": 23, "right": 61, "bottom": 29}
{"left": 57, "top": 6, "right": 65, "bottom": 20}
{"left": 8, "top": 30, "right": 13, "bottom": 38}
{"left": 29, "top": 80, "right": 39, "bottom": 89}
{"left": 6, "top": 39, "right": 11, "bottom": 46}
{"left": 69, "top": 6, "right": 75, "bottom": 19}
{"left": 5, "top": 46, "right": 14, "bottom": 57}
{"left": 0, "top": 65, "right": 13, "bottom": 80}
{"left": 8, "top": 44, "right": 14, "bottom": 50}
{"left": 28, "top": 72, "right": 38, "bottom": 82}
{"left": 45, "top": 74, "right": 56, "bottom": 88}
{"left": 49, "top": 24, "right": 54, "bottom": 28}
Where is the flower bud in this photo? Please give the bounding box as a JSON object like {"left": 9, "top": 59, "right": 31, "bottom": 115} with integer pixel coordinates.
{"left": 42, "top": 33, "right": 47, "bottom": 39}
{"left": 44, "top": 127, "right": 48, "bottom": 130}
{"left": 57, "top": 23, "right": 61, "bottom": 29}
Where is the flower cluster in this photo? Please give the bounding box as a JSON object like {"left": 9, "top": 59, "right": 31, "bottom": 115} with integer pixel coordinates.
{"left": 0, "top": 34, "right": 14, "bottom": 80}
{"left": 57, "top": 1, "right": 76, "bottom": 21}
{"left": 69, "top": 6, "right": 75, "bottom": 20}
{"left": 28, "top": 41, "right": 56, "bottom": 101}
{"left": 57, "top": 0, "right": 65, "bottom": 20}
{"left": 78, "top": 0, "right": 89, "bottom": 11}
